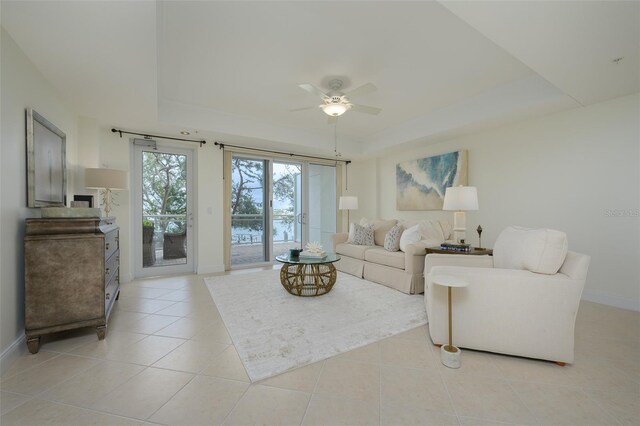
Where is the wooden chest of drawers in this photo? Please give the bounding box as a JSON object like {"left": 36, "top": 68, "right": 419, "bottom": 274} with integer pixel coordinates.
{"left": 24, "top": 217, "right": 120, "bottom": 353}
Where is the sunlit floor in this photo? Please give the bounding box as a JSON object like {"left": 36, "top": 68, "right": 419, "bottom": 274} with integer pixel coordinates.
{"left": 1, "top": 269, "right": 638, "bottom": 425}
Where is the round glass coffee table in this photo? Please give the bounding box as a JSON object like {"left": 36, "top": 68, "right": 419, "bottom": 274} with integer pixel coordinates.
{"left": 275, "top": 253, "right": 341, "bottom": 297}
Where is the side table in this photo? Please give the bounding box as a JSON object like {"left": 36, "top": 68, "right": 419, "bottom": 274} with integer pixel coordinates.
{"left": 431, "top": 274, "right": 469, "bottom": 369}
{"left": 426, "top": 247, "right": 493, "bottom": 256}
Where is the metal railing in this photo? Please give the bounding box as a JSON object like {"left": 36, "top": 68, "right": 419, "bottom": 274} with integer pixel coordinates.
{"left": 231, "top": 213, "right": 298, "bottom": 245}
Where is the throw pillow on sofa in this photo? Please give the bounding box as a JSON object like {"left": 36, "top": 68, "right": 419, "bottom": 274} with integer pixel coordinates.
{"left": 399, "top": 224, "right": 421, "bottom": 252}
{"left": 352, "top": 223, "right": 375, "bottom": 246}
{"left": 347, "top": 223, "right": 356, "bottom": 243}
{"left": 384, "top": 224, "right": 403, "bottom": 252}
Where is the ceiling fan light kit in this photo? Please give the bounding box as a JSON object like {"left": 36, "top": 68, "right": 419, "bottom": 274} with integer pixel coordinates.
{"left": 322, "top": 102, "right": 350, "bottom": 116}
{"left": 295, "top": 78, "right": 381, "bottom": 120}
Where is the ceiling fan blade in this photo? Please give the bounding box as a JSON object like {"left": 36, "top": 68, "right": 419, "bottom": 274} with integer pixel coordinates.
{"left": 299, "top": 83, "right": 328, "bottom": 99}
{"left": 328, "top": 116, "right": 338, "bottom": 125}
{"left": 351, "top": 104, "right": 382, "bottom": 115}
{"left": 289, "top": 106, "right": 317, "bottom": 112}
{"left": 344, "top": 83, "right": 377, "bottom": 99}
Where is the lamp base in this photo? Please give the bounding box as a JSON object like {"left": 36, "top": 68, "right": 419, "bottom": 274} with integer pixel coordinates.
{"left": 441, "top": 345, "right": 461, "bottom": 369}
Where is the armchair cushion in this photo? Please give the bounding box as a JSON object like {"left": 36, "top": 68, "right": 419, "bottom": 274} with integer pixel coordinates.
{"left": 494, "top": 226, "right": 568, "bottom": 274}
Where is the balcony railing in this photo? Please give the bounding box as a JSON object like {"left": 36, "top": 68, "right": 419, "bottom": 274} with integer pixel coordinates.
{"left": 231, "top": 213, "right": 299, "bottom": 245}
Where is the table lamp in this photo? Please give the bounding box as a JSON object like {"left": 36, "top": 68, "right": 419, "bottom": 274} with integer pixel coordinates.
{"left": 338, "top": 196, "right": 358, "bottom": 229}
{"left": 443, "top": 186, "right": 478, "bottom": 243}
{"left": 85, "top": 168, "right": 128, "bottom": 216}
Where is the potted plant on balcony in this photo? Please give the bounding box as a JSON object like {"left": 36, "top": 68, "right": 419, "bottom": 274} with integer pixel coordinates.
{"left": 143, "top": 218, "right": 155, "bottom": 266}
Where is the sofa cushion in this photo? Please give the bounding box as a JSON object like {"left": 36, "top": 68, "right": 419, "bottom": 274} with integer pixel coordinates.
{"left": 361, "top": 218, "right": 398, "bottom": 246}
{"left": 494, "top": 226, "right": 568, "bottom": 274}
{"left": 399, "top": 224, "right": 421, "bottom": 252}
{"left": 384, "top": 224, "right": 403, "bottom": 252}
{"left": 336, "top": 242, "right": 373, "bottom": 260}
{"left": 365, "top": 247, "right": 405, "bottom": 270}
{"left": 352, "top": 224, "right": 375, "bottom": 246}
{"left": 347, "top": 223, "right": 356, "bottom": 243}
{"left": 420, "top": 221, "right": 445, "bottom": 242}
{"left": 439, "top": 220, "right": 453, "bottom": 240}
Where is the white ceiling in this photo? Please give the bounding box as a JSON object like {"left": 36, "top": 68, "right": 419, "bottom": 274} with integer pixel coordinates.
{"left": 2, "top": 1, "right": 638, "bottom": 158}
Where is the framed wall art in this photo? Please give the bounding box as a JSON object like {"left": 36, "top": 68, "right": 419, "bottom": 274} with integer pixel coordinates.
{"left": 26, "top": 109, "right": 67, "bottom": 207}
{"left": 396, "top": 150, "right": 468, "bottom": 211}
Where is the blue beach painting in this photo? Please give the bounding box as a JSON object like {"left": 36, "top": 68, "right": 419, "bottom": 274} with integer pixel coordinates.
{"left": 396, "top": 150, "right": 468, "bottom": 210}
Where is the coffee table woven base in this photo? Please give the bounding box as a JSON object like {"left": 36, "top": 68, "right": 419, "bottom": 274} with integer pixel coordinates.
{"left": 279, "top": 263, "right": 337, "bottom": 297}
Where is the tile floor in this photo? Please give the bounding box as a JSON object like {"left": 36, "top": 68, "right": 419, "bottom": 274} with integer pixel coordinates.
{"left": 1, "top": 270, "right": 638, "bottom": 425}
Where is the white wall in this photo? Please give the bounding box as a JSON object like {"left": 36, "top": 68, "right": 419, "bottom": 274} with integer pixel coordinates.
{"left": 349, "top": 94, "right": 640, "bottom": 310}
{"left": 0, "top": 29, "right": 80, "bottom": 358}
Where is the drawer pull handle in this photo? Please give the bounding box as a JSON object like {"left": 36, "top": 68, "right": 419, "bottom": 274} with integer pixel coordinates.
{"left": 105, "top": 243, "right": 110, "bottom": 250}
{"left": 106, "top": 293, "right": 110, "bottom": 300}
{"left": 105, "top": 268, "right": 110, "bottom": 276}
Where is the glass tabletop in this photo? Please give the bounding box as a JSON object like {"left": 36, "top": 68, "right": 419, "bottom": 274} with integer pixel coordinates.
{"left": 275, "top": 253, "right": 341, "bottom": 264}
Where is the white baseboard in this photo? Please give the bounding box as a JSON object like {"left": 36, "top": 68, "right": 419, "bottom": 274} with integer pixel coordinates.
{"left": 0, "top": 334, "right": 26, "bottom": 376}
{"left": 197, "top": 264, "right": 225, "bottom": 275}
{"left": 582, "top": 290, "right": 640, "bottom": 312}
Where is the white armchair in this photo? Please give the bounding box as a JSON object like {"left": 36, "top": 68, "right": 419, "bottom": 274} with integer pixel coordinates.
{"left": 424, "top": 226, "right": 590, "bottom": 364}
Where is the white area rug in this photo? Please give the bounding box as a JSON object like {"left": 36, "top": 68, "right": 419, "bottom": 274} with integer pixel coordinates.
{"left": 205, "top": 269, "right": 427, "bottom": 382}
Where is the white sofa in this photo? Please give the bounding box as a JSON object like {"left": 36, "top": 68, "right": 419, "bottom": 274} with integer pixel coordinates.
{"left": 331, "top": 219, "right": 452, "bottom": 294}
{"left": 425, "top": 226, "right": 590, "bottom": 364}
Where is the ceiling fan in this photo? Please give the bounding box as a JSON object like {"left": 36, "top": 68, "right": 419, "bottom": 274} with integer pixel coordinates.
{"left": 291, "top": 79, "right": 382, "bottom": 123}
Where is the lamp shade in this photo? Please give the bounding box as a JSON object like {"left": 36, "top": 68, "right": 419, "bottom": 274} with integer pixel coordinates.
{"left": 339, "top": 196, "right": 358, "bottom": 210}
{"left": 442, "top": 186, "right": 478, "bottom": 211}
{"left": 85, "top": 168, "right": 128, "bottom": 190}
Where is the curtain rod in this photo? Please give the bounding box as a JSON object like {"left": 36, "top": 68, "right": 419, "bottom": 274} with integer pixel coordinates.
{"left": 112, "top": 128, "right": 207, "bottom": 147}
{"left": 213, "top": 141, "right": 351, "bottom": 165}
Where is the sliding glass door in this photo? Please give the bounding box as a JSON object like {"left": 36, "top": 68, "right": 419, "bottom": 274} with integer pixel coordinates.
{"left": 229, "top": 155, "right": 336, "bottom": 268}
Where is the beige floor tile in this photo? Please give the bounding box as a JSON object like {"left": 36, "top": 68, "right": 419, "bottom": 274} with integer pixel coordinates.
{"left": 39, "top": 328, "right": 99, "bottom": 353}
{"left": 0, "top": 391, "right": 32, "bottom": 415}
{"left": 315, "top": 358, "right": 380, "bottom": 404}
{"left": 511, "top": 381, "right": 618, "bottom": 425}
{"left": 118, "top": 286, "right": 174, "bottom": 300}
{"left": 1, "top": 399, "right": 143, "bottom": 425}
{"left": 458, "top": 416, "right": 515, "bottom": 425}
{"left": 149, "top": 375, "right": 249, "bottom": 425}
{"left": 381, "top": 402, "right": 459, "bottom": 425}
{"left": 136, "top": 277, "right": 191, "bottom": 290}
{"left": 154, "top": 289, "right": 193, "bottom": 302}
{"left": 152, "top": 339, "right": 229, "bottom": 373}
{"left": 394, "top": 325, "right": 429, "bottom": 341}
{"left": 442, "top": 372, "right": 537, "bottom": 425}
{"left": 200, "top": 345, "right": 250, "bottom": 382}
{"left": 0, "top": 351, "right": 59, "bottom": 380}
{"left": 108, "top": 311, "right": 149, "bottom": 331}
{"left": 126, "top": 314, "right": 182, "bottom": 335}
{"left": 115, "top": 297, "right": 177, "bottom": 314}
{"left": 584, "top": 387, "right": 640, "bottom": 426}
{"left": 187, "top": 308, "right": 223, "bottom": 323}
{"left": 380, "top": 365, "right": 454, "bottom": 414}
{"left": 303, "top": 393, "right": 379, "bottom": 425}
{"left": 40, "top": 360, "right": 145, "bottom": 407}
{"left": 190, "top": 319, "right": 232, "bottom": 344}
{"left": 223, "top": 384, "right": 309, "bottom": 425}
{"left": 260, "top": 360, "right": 323, "bottom": 392}
{"left": 105, "top": 335, "right": 187, "bottom": 366}
{"left": 154, "top": 301, "right": 199, "bottom": 316}
{"left": 91, "top": 367, "right": 194, "bottom": 420}
{"left": 334, "top": 341, "right": 381, "bottom": 364}
{"left": 380, "top": 335, "right": 437, "bottom": 369}
{"left": 70, "top": 330, "right": 148, "bottom": 359}
{"left": 0, "top": 354, "right": 100, "bottom": 396}
{"left": 153, "top": 316, "right": 209, "bottom": 339}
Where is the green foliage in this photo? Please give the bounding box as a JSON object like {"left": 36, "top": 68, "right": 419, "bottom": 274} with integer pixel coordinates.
{"left": 143, "top": 218, "right": 154, "bottom": 227}
{"left": 142, "top": 152, "right": 187, "bottom": 234}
